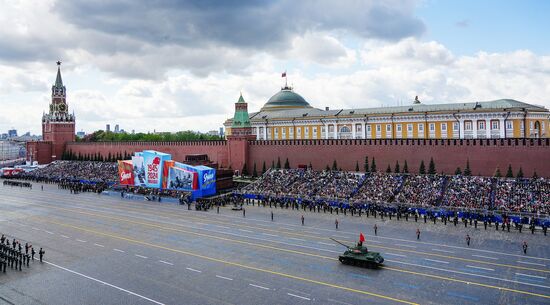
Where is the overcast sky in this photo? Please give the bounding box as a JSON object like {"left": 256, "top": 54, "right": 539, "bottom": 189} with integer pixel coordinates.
{"left": 1, "top": 0, "right": 549, "bottom": 135}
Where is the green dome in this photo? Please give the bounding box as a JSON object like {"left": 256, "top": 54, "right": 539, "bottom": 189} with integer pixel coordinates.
{"left": 261, "top": 87, "right": 312, "bottom": 111}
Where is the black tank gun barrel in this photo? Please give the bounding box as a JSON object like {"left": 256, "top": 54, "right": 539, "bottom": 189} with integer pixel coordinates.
{"left": 330, "top": 238, "right": 351, "bottom": 249}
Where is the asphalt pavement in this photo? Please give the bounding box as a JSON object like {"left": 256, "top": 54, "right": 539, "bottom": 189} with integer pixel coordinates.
{"left": 0, "top": 181, "right": 549, "bottom": 305}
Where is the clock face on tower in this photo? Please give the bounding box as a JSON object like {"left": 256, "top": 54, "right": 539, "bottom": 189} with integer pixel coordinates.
{"left": 58, "top": 103, "right": 66, "bottom": 112}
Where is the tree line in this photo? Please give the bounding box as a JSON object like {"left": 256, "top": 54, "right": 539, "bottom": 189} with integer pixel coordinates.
{"left": 78, "top": 130, "right": 222, "bottom": 142}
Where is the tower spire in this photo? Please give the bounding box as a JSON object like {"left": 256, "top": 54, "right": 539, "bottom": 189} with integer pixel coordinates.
{"left": 55, "top": 61, "right": 63, "bottom": 88}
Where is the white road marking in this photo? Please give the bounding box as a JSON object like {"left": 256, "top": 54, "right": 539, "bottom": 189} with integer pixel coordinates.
{"left": 262, "top": 233, "right": 278, "bottom": 237}
{"left": 290, "top": 237, "right": 306, "bottom": 241}
{"left": 44, "top": 230, "right": 54, "bottom": 235}
{"left": 517, "top": 261, "right": 546, "bottom": 267}
{"left": 317, "top": 242, "right": 335, "bottom": 246}
{"left": 113, "top": 248, "right": 125, "bottom": 253}
{"left": 60, "top": 235, "right": 70, "bottom": 239}
{"left": 472, "top": 254, "right": 498, "bottom": 260}
{"left": 424, "top": 258, "right": 449, "bottom": 264}
{"left": 466, "top": 265, "right": 495, "bottom": 271}
{"left": 32, "top": 227, "right": 40, "bottom": 231}
{"left": 432, "top": 248, "right": 454, "bottom": 254}
{"left": 215, "top": 275, "right": 233, "bottom": 281}
{"left": 135, "top": 254, "right": 148, "bottom": 259}
{"left": 397, "top": 244, "right": 417, "bottom": 248}
{"left": 76, "top": 239, "right": 87, "bottom": 243}
{"left": 44, "top": 260, "right": 165, "bottom": 305}
{"left": 238, "top": 229, "right": 253, "bottom": 233}
{"left": 386, "top": 259, "right": 550, "bottom": 289}
{"left": 159, "top": 260, "right": 174, "bottom": 266}
{"left": 216, "top": 225, "right": 230, "bottom": 229}
{"left": 287, "top": 293, "right": 311, "bottom": 301}
{"left": 186, "top": 267, "right": 201, "bottom": 273}
{"left": 515, "top": 273, "right": 546, "bottom": 280}
{"left": 93, "top": 243, "right": 104, "bottom": 248}
{"left": 249, "top": 283, "right": 270, "bottom": 290}
{"left": 385, "top": 253, "right": 407, "bottom": 258}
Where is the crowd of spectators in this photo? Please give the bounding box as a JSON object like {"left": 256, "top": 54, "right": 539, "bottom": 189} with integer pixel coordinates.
{"left": 394, "top": 175, "right": 445, "bottom": 207}
{"left": 442, "top": 176, "right": 494, "bottom": 210}
{"left": 351, "top": 173, "right": 402, "bottom": 203}
{"left": 241, "top": 169, "right": 549, "bottom": 215}
{"left": 19, "top": 161, "right": 117, "bottom": 183}
{"left": 494, "top": 178, "right": 550, "bottom": 214}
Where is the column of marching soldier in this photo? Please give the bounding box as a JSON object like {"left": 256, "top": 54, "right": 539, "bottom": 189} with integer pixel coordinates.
{"left": 0, "top": 234, "right": 45, "bottom": 274}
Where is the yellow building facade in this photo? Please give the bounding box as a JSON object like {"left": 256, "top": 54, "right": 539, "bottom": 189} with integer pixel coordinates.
{"left": 225, "top": 86, "right": 550, "bottom": 140}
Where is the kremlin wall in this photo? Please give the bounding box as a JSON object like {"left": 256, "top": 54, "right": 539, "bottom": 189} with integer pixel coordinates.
{"left": 28, "top": 64, "right": 550, "bottom": 177}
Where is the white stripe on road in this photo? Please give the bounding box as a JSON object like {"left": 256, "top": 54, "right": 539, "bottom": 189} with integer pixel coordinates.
{"left": 93, "top": 243, "right": 104, "bottom": 247}
{"left": 287, "top": 293, "right": 311, "bottom": 301}
{"left": 424, "top": 258, "right": 449, "bottom": 264}
{"left": 517, "top": 261, "right": 546, "bottom": 267}
{"left": 216, "top": 225, "right": 230, "bottom": 229}
{"left": 44, "top": 230, "right": 54, "bottom": 235}
{"left": 60, "top": 235, "right": 70, "bottom": 239}
{"left": 113, "top": 248, "right": 125, "bottom": 253}
{"left": 44, "top": 260, "right": 165, "bottom": 305}
{"left": 432, "top": 248, "right": 454, "bottom": 254}
{"left": 397, "top": 244, "right": 417, "bottom": 248}
{"left": 159, "top": 260, "right": 174, "bottom": 266}
{"left": 262, "top": 233, "right": 278, "bottom": 237}
{"left": 238, "top": 229, "right": 253, "bottom": 233}
{"left": 76, "top": 239, "right": 86, "bottom": 243}
{"left": 135, "top": 254, "right": 148, "bottom": 259}
{"left": 385, "top": 253, "right": 407, "bottom": 258}
{"left": 467, "top": 265, "right": 495, "bottom": 271}
{"left": 215, "top": 275, "right": 233, "bottom": 281}
{"left": 249, "top": 283, "right": 270, "bottom": 290}
{"left": 317, "top": 242, "right": 335, "bottom": 246}
{"left": 472, "top": 254, "right": 498, "bottom": 260}
{"left": 515, "top": 273, "right": 546, "bottom": 280}
{"left": 186, "top": 267, "right": 201, "bottom": 273}
{"left": 290, "top": 237, "right": 306, "bottom": 241}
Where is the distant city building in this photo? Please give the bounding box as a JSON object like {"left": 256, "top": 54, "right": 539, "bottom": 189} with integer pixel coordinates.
{"left": 207, "top": 130, "right": 219, "bottom": 136}
{"left": 219, "top": 127, "right": 224, "bottom": 137}
{"left": 106, "top": 124, "right": 111, "bottom": 132}
{"left": 114, "top": 124, "right": 120, "bottom": 133}
{"left": 0, "top": 133, "right": 7, "bottom": 140}
{"left": 76, "top": 131, "right": 86, "bottom": 138}
{"left": 8, "top": 129, "right": 17, "bottom": 138}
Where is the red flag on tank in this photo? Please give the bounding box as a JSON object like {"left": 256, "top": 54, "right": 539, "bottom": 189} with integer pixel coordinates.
{"left": 359, "top": 232, "right": 365, "bottom": 243}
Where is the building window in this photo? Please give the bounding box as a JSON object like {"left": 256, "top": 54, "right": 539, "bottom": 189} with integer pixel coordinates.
{"left": 441, "top": 123, "right": 447, "bottom": 131}
{"left": 376, "top": 124, "right": 381, "bottom": 132}
{"left": 530, "top": 121, "right": 534, "bottom": 130}
{"left": 313, "top": 127, "right": 317, "bottom": 138}
{"left": 356, "top": 124, "right": 362, "bottom": 132}
{"left": 478, "top": 121, "right": 485, "bottom": 130}
{"left": 297, "top": 127, "right": 301, "bottom": 135}
{"left": 386, "top": 124, "right": 392, "bottom": 132}
{"left": 429, "top": 123, "right": 435, "bottom": 132}
{"left": 491, "top": 120, "right": 499, "bottom": 130}
{"left": 289, "top": 128, "right": 294, "bottom": 136}
{"left": 396, "top": 124, "right": 402, "bottom": 132}
{"left": 328, "top": 125, "right": 334, "bottom": 133}
{"left": 305, "top": 127, "right": 309, "bottom": 136}
{"left": 367, "top": 125, "right": 371, "bottom": 133}
{"left": 407, "top": 124, "right": 413, "bottom": 132}
{"left": 418, "top": 123, "right": 424, "bottom": 132}
{"left": 453, "top": 122, "right": 459, "bottom": 131}
{"left": 506, "top": 121, "right": 513, "bottom": 129}
{"left": 274, "top": 128, "right": 279, "bottom": 138}
{"left": 282, "top": 128, "right": 286, "bottom": 139}
{"left": 321, "top": 126, "right": 325, "bottom": 133}
{"left": 464, "top": 121, "right": 472, "bottom": 130}
{"left": 340, "top": 126, "right": 351, "bottom": 133}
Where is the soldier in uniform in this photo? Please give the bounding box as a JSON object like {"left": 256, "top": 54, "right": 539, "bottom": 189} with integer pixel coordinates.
{"left": 301, "top": 215, "right": 304, "bottom": 226}
{"left": 466, "top": 234, "right": 471, "bottom": 247}
{"left": 39, "top": 248, "right": 45, "bottom": 262}
{"left": 416, "top": 228, "right": 420, "bottom": 240}
{"left": 335, "top": 219, "right": 339, "bottom": 230}
{"left": 522, "top": 241, "right": 528, "bottom": 255}
{"left": 374, "top": 224, "right": 378, "bottom": 236}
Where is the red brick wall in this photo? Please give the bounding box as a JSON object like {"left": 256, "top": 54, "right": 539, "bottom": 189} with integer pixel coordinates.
{"left": 26, "top": 141, "right": 52, "bottom": 164}
{"left": 66, "top": 141, "right": 229, "bottom": 167}
{"left": 247, "top": 138, "right": 550, "bottom": 177}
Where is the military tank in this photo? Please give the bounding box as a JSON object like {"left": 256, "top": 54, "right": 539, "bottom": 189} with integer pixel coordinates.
{"left": 331, "top": 238, "right": 384, "bottom": 268}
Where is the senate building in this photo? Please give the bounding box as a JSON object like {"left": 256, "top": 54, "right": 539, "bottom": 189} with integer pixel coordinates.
{"left": 224, "top": 85, "right": 549, "bottom": 140}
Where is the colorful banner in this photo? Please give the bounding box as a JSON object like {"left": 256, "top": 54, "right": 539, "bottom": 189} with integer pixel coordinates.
{"left": 117, "top": 160, "right": 134, "bottom": 185}
{"left": 167, "top": 166, "right": 197, "bottom": 191}
{"left": 143, "top": 150, "right": 171, "bottom": 188}
{"left": 131, "top": 155, "right": 146, "bottom": 186}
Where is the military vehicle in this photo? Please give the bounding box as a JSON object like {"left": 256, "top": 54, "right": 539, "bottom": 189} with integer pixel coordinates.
{"left": 330, "top": 238, "right": 384, "bottom": 268}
